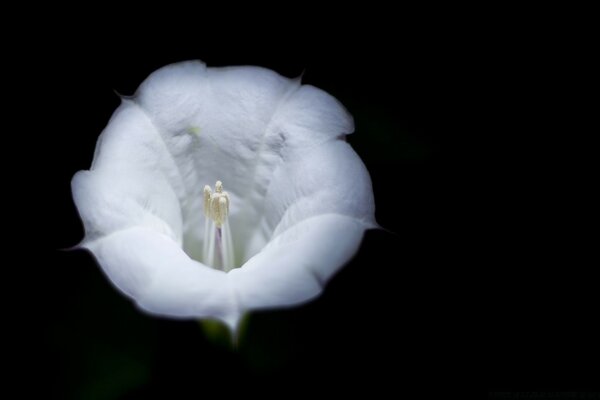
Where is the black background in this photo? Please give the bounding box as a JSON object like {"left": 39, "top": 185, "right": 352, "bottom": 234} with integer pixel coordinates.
{"left": 10, "top": 10, "right": 598, "bottom": 399}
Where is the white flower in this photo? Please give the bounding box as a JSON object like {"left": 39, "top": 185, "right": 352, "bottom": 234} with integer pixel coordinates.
{"left": 72, "top": 60, "right": 376, "bottom": 331}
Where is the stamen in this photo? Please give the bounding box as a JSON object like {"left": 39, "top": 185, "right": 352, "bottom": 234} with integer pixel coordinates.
{"left": 210, "top": 192, "right": 229, "bottom": 227}
{"left": 203, "top": 185, "right": 212, "bottom": 215}
{"left": 202, "top": 181, "right": 234, "bottom": 271}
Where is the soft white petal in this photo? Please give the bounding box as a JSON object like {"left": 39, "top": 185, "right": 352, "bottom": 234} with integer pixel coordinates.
{"left": 271, "top": 84, "right": 355, "bottom": 149}
{"left": 84, "top": 227, "right": 238, "bottom": 327}
{"left": 75, "top": 99, "right": 184, "bottom": 243}
{"left": 72, "top": 169, "right": 181, "bottom": 245}
{"left": 273, "top": 139, "right": 375, "bottom": 233}
{"left": 230, "top": 214, "right": 368, "bottom": 309}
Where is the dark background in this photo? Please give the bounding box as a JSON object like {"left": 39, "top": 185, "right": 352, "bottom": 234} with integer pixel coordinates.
{"left": 11, "top": 11, "right": 598, "bottom": 399}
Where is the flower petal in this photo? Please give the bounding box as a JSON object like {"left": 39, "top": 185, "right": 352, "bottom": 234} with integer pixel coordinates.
{"left": 230, "top": 214, "right": 368, "bottom": 310}
{"left": 243, "top": 139, "right": 376, "bottom": 260}
{"left": 231, "top": 139, "right": 376, "bottom": 310}
{"left": 73, "top": 97, "right": 184, "bottom": 244}
{"left": 271, "top": 83, "right": 355, "bottom": 148}
{"left": 72, "top": 168, "right": 182, "bottom": 245}
{"left": 84, "top": 227, "right": 239, "bottom": 327}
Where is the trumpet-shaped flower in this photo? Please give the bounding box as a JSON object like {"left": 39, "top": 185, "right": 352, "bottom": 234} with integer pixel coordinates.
{"left": 72, "top": 60, "right": 376, "bottom": 330}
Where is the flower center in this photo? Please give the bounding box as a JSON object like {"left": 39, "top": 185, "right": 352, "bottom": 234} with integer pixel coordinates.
{"left": 202, "top": 181, "right": 235, "bottom": 271}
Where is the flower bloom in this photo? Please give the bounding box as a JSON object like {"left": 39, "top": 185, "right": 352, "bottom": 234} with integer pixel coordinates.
{"left": 72, "top": 61, "right": 376, "bottom": 330}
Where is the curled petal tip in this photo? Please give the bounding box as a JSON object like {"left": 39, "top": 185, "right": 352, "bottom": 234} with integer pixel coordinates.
{"left": 113, "top": 89, "right": 134, "bottom": 102}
